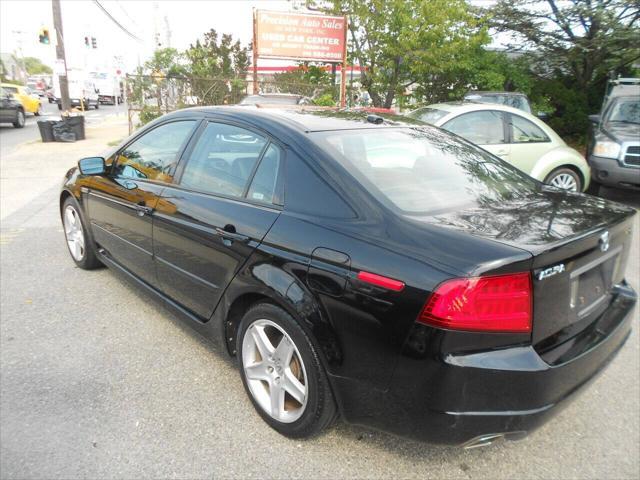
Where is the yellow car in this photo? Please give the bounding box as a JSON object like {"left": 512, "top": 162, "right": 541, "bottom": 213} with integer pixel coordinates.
{"left": 0, "top": 83, "right": 41, "bottom": 116}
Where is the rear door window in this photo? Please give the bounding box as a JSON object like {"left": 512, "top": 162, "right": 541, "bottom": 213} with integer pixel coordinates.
{"left": 247, "top": 144, "right": 282, "bottom": 205}
{"left": 179, "top": 122, "right": 268, "bottom": 198}
{"left": 443, "top": 111, "right": 506, "bottom": 145}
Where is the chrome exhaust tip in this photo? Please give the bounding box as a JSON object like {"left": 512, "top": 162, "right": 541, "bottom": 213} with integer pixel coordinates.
{"left": 462, "top": 431, "right": 527, "bottom": 449}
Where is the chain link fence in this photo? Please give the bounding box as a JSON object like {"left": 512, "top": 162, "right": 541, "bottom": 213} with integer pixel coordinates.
{"left": 125, "top": 74, "right": 340, "bottom": 133}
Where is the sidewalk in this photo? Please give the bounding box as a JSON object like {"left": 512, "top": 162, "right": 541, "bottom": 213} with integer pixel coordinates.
{"left": 0, "top": 117, "right": 129, "bottom": 224}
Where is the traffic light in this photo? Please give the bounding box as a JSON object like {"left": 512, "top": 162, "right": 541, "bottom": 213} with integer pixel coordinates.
{"left": 91, "top": 37, "right": 97, "bottom": 49}
{"left": 38, "top": 28, "right": 50, "bottom": 44}
{"left": 84, "top": 36, "right": 90, "bottom": 48}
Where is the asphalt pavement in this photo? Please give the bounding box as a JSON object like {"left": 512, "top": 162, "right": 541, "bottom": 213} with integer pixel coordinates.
{"left": 0, "top": 121, "right": 638, "bottom": 479}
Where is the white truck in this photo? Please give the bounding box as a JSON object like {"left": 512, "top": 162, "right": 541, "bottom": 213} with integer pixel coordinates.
{"left": 53, "top": 69, "right": 100, "bottom": 110}
{"left": 90, "top": 72, "right": 122, "bottom": 105}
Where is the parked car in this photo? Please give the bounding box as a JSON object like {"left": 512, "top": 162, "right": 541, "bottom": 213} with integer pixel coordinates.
{"left": 407, "top": 102, "right": 590, "bottom": 192}
{"left": 60, "top": 108, "right": 636, "bottom": 447}
{"left": 240, "top": 93, "right": 312, "bottom": 106}
{"left": 464, "top": 91, "right": 532, "bottom": 114}
{"left": 26, "top": 81, "right": 46, "bottom": 98}
{"left": 0, "top": 83, "right": 42, "bottom": 116}
{"left": 586, "top": 78, "right": 640, "bottom": 193}
{"left": 0, "top": 87, "right": 26, "bottom": 128}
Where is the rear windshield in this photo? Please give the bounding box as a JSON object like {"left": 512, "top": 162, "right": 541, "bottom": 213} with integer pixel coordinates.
{"left": 311, "top": 127, "right": 538, "bottom": 215}
{"left": 466, "top": 94, "right": 531, "bottom": 113}
{"left": 406, "top": 107, "right": 449, "bottom": 124}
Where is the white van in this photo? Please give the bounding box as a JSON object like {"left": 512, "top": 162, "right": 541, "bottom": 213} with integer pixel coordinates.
{"left": 53, "top": 70, "right": 99, "bottom": 110}
{"left": 90, "top": 72, "right": 122, "bottom": 105}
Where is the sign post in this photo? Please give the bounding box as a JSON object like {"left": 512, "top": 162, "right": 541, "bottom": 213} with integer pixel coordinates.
{"left": 253, "top": 10, "right": 348, "bottom": 105}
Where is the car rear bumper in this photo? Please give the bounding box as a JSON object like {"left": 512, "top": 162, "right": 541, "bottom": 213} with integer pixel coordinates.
{"left": 332, "top": 283, "right": 636, "bottom": 446}
{"left": 589, "top": 154, "right": 640, "bottom": 189}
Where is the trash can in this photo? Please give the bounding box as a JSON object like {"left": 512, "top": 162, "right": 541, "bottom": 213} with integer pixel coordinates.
{"left": 52, "top": 120, "right": 76, "bottom": 142}
{"left": 63, "top": 115, "right": 85, "bottom": 141}
{"left": 37, "top": 120, "right": 56, "bottom": 143}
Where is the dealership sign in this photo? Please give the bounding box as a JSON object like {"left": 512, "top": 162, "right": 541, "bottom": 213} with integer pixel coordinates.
{"left": 255, "top": 10, "right": 347, "bottom": 62}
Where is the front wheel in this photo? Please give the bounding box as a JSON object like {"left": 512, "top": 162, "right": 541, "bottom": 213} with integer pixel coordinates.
{"left": 62, "top": 197, "right": 102, "bottom": 269}
{"left": 237, "top": 303, "right": 337, "bottom": 438}
{"left": 544, "top": 167, "right": 582, "bottom": 192}
{"left": 13, "top": 110, "right": 25, "bottom": 128}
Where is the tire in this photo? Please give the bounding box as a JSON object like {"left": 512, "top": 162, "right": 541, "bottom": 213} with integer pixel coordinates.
{"left": 13, "top": 109, "right": 25, "bottom": 128}
{"left": 237, "top": 303, "right": 337, "bottom": 438}
{"left": 57, "top": 102, "right": 62, "bottom": 110}
{"left": 94, "top": 100, "right": 99, "bottom": 110}
{"left": 61, "top": 197, "right": 102, "bottom": 270}
{"left": 544, "top": 167, "right": 582, "bottom": 192}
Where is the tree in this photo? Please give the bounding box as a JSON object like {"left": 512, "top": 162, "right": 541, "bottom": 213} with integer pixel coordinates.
{"left": 272, "top": 63, "right": 334, "bottom": 98}
{"left": 23, "top": 56, "right": 52, "bottom": 75}
{"left": 144, "top": 48, "right": 185, "bottom": 78}
{"left": 488, "top": 0, "right": 640, "bottom": 136}
{"left": 323, "top": 0, "right": 489, "bottom": 108}
{"left": 184, "top": 29, "right": 249, "bottom": 105}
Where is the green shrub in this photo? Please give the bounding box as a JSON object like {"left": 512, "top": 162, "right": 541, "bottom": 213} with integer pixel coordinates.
{"left": 138, "top": 106, "right": 162, "bottom": 126}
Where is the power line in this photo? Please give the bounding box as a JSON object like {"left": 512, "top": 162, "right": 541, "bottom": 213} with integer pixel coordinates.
{"left": 92, "top": 0, "right": 143, "bottom": 43}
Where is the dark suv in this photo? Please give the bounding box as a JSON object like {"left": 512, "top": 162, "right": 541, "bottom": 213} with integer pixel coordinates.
{"left": 587, "top": 78, "right": 640, "bottom": 192}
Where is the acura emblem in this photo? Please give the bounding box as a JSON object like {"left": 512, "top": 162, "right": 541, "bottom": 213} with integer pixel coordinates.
{"left": 599, "top": 231, "right": 610, "bottom": 252}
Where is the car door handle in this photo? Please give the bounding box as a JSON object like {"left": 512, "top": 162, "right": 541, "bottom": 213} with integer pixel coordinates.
{"left": 215, "top": 226, "right": 250, "bottom": 244}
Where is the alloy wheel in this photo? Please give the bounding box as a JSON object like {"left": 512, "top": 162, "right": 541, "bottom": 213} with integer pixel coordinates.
{"left": 16, "top": 111, "right": 25, "bottom": 127}
{"left": 63, "top": 205, "right": 85, "bottom": 261}
{"left": 549, "top": 172, "right": 578, "bottom": 191}
{"left": 242, "top": 319, "right": 308, "bottom": 423}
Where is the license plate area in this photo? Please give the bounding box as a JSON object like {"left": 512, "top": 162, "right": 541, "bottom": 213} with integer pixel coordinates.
{"left": 570, "top": 246, "right": 622, "bottom": 319}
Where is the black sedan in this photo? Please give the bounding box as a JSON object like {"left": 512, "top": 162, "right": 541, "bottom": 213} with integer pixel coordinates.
{"left": 59, "top": 107, "right": 637, "bottom": 447}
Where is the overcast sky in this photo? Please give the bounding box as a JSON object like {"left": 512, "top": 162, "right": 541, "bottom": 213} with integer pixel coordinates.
{"left": 0, "top": 0, "right": 503, "bottom": 74}
{"left": 0, "top": 0, "right": 295, "bottom": 72}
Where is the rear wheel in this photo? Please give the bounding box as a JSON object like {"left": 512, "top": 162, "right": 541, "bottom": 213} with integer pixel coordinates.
{"left": 544, "top": 167, "right": 582, "bottom": 192}
{"left": 62, "top": 197, "right": 102, "bottom": 270}
{"left": 237, "top": 303, "right": 337, "bottom": 438}
{"left": 13, "top": 109, "right": 25, "bottom": 128}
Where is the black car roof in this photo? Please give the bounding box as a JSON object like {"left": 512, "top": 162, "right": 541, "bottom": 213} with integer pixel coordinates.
{"left": 168, "top": 106, "right": 425, "bottom": 132}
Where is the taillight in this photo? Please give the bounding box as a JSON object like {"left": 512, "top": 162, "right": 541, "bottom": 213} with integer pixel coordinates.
{"left": 418, "top": 272, "right": 532, "bottom": 333}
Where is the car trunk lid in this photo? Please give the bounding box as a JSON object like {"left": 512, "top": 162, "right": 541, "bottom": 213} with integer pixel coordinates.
{"left": 404, "top": 188, "right": 636, "bottom": 358}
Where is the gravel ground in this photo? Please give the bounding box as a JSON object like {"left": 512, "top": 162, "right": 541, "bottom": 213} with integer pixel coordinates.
{"left": 0, "top": 130, "right": 638, "bottom": 479}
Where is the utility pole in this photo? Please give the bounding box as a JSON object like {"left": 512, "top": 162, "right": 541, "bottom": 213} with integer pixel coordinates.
{"left": 52, "top": 0, "right": 70, "bottom": 111}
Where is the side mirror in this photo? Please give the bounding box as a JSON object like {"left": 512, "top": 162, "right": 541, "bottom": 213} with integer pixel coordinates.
{"left": 588, "top": 114, "right": 601, "bottom": 124}
{"left": 536, "top": 111, "right": 549, "bottom": 121}
{"left": 78, "top": 156, "right": 106, "bottom": 175}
